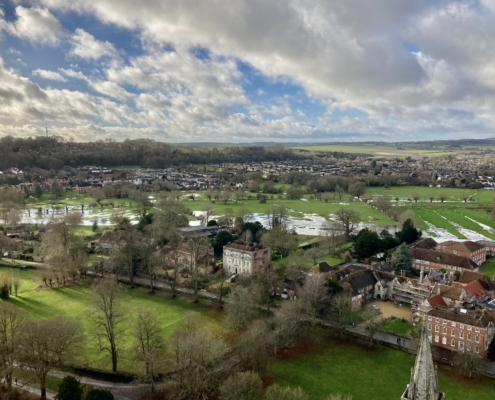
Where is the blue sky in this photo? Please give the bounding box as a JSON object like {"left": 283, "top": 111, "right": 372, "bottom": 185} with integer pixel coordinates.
{"left": 1, "top": 0, "right": 495, "bottom": 143}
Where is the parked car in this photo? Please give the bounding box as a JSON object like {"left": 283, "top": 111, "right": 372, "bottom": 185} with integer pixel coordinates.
{"left": 368, "top": 305, "right": 380, "bottom": 311}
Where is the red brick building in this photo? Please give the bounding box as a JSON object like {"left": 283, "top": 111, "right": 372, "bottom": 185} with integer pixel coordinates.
{"left": 412, "top": 248, "right": 479, "bottom": 276}
{"left": 437, "top": 240, "right": 487, "bottom": 266}
{"left": 427, "top": 307, "right": 495, "bottom": 357}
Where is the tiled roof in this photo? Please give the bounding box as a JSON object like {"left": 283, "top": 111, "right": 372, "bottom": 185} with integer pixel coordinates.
{"left": 412, "top": 248, "right": 477, "bottom": 270}
{"left": 438, "top": 240, "right": 485, "bottom": 253}
{"left": 427, "top": 307, "right": 494, "bottom": 328}
{"left": 436, "top": 284, "right": 465, "bottom": 300}
{"left": 460, "top": 270, "right": 490, "bottom": 284}
{"left": 427, "top": 294, "right": 447, "bottom": 308}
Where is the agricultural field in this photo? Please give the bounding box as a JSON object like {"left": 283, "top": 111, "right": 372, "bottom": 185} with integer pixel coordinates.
{"left": 271, "top": 339, "right": 495, "bottom": 400}
{"left": 1, "top": 267, "right": 223, "bottom": 373}
{"left": 292, "top": 144, "right": 464, "bottom": 157}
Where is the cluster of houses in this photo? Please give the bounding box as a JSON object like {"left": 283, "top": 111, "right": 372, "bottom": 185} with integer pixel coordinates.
{"left": 312, "top": 238, "right": 495, "bottom": 357}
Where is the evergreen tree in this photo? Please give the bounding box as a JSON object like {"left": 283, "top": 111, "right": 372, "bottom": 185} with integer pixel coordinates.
{"left": 396, "top": 219, "right": 421, "bottom": 244}
{"left": 85, "top": 389, "right": 114, "bottom": 400}
{"left": 391, "top": 242, "right": 414, "bottom": 274}
{"left": 354, "top": 228, "right": 381, "bottom": 260}
{"left": 55, "top": 376, "right": 83, "bottom": 400}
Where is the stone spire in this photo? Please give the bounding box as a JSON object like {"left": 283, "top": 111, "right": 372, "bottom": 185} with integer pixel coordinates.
{"left": 401, "top": 324, "right": 445, "bottom": 400}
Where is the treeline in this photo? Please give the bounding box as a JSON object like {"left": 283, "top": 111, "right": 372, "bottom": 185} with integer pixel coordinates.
{"left": 0, "top": 136, "right": 301, "bottom": 171}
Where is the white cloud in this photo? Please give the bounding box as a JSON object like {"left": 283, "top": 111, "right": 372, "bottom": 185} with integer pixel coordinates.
{"left": 0, "top": 6, "right": 63, "bottom": 46}
{"left": 69, "top": 28, "right": 118, "bottom": 60}
{"left": 2, "top": 0, "right": 495, "bottom": 142}
{"left": 33, "top": 69, "right": 67, "bottom": 82}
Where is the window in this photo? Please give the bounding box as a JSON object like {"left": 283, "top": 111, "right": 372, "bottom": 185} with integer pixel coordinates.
{"left": 443, "top": 320, "right": 447, "bottom": 325}
{"left": 460, "top": 324, "right": 464, "bottom": 329}
{"left": 428, "top": 323, "right": 432, "bottom": 331}
{"left": 460, "top": 331, "right": 464, "bottom": 339}
{"left": 451, "top": 339, "right": 455, "bottom": 347}
{"left": 459, "top": 341, "right": 464, "bottom": 351}
{"left": 468, "top": 326, "right": 472, "bottom": 331}
{"left": 476, "top": 328, "right": 480, "bottom": 333}
{"left": 451, "top": 322, "right": 456, "bottom": 327}
{"left": 468, "top": 333, "right": 472, "bottom": 341}
{"left": 475, "top": 335, "right": 479, "bottom": 343}
{"left": 451, "top": 329, "right": 455, "bottom": 336}
{"left": 443, "top": 327, "right": 447, "bottom": 334}
{"left": 436, "top": 318, "right": 439, "bottom": 323}
{"left": 428, "top": 316, "right": 432, "bottom": 321}
{"left": 435, "top": 335, "right": 439, "bottom": 343}
{"left": 442, "top": 337, "right": 447, "bottom": 345}
{"left": 467, "top": 343, "right": 471, "bottom": 351}
{"left": 475, "top": 345, "right": 479, "bottom": 353}
{"left": 435, "top": 325, "right": 439, "bottom": 333}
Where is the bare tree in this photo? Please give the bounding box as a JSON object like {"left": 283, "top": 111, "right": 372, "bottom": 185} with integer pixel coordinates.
{"left": 0, "top": 303, "right": 27, "bottom": 389}
{"left": 361, "top": 308, "right": 382, "bottom": 346}
{"left": 224, "top": 285, "right": 260, "bottom": 333}
{"left": 90, "top": 279, "right": 125, "bottom": 372}
{"left": 233, "top": 320, "right": 272, "bottom": 374}
{"left": 412, "top": 193, "right": 420, "bottom": 203}
{"left": 134, "top": 310, "right": 164, "bottom": 393}
{"left": 374, "top": 196, "right": 392, "bottom": 213}
{"left": 219, "top": 371, "right": 264, "bottom": 400}
{"left": 331, "top": 292, "right": 352, "bottom": 336}
{"left": 348, "top": 181, "right": 366, "bottom": 199}
{"left": 334, "top": 208, "right": 360, "bottom": 240}
{"left": 199, "top": 203, "right": 216, "bottom": 225}
{"left": 12, "top": 277, "right": 22, "bottom": 296}
{"left": 20, "top": 317, "right": 84, "bottom": 400}
{"left": 454, "top": 351, "right": 486, "bottom": 379}
{"left": 299, "top": 274, "right": 328, "bottom": 324}
{"left": 438, "top": 193, "right": 447, "bottom": 203}
{"left": 429, "top": 193, "right": 435, "bottom": 203}
{"left": 321, "top": 220, "right": 344, "bottom": 255}
{"left": 185, "top": 236, "right": 209, "bottom": 301}
{"left": 166, "top": 326, "right": 228, "bottom": 399}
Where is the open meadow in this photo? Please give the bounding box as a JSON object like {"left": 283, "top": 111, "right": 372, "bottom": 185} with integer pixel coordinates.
{"left": 271, "top": 338, "right": 495, "bottom": 400}
{"left": 292, "top": 144, "right": 464, "bottom": 157}
{"left": 1, "top": 266, "right": 223, "bottom": 373}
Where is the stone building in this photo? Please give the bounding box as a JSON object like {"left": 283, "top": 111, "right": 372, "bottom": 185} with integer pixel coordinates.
{"left": 223, "top": 241, "right": 270, "bottom": 275}
{"left": 401, "top": 325, "right": 445, "bottom": 399}
{"left": 426, "top": 307, "right": 495, "bottom": 357}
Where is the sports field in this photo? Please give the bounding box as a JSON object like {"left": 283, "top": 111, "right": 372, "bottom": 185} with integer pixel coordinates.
{"left": 2, "top": 267, "right": 223, "bottom": 373}
{"left": 271, "top": 339, "right": 495, "bottom": 400}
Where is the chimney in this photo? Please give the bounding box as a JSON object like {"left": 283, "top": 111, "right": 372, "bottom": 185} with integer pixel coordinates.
{"left": 401, "top": 270, "right": 406, "bottom": 277}
{"left": 420, "top": 270, "right": 424, "bottom": 283}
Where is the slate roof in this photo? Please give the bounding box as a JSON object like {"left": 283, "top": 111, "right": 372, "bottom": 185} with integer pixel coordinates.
{"left": 412, "top": 248, "right": 478, "bottom": 270}
{"left": 225, "top": 241, "right": 267, "bottom": 252}
{"left": 340, "top": 269, "right": 377, "bottom": 296}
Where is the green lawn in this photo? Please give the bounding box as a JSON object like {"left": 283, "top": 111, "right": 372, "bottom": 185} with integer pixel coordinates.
{"left": 3, "top": 268, "right": 223, "bottom": 373}
{"left": 384, "top": 318, "right": 413, "bottom": 336}
{"left": 367, "top": 186, "right": 481, "bottom": 203}
{"left": 271, "top": 339, "right": 495, "bottom": 400}
{"left": 435, "top": 209, "right": 495, "bottom": 240}
{"left": 481, "top": 258, "right": 495, "bottom": 279}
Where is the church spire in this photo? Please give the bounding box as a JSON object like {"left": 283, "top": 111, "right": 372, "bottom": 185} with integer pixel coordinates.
{"left": 401, "top": 324, "right": 445, "bottom": 400}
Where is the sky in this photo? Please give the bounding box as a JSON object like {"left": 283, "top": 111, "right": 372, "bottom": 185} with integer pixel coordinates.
{"left": 1, "top": 0, "right": 495, "bottom": 143}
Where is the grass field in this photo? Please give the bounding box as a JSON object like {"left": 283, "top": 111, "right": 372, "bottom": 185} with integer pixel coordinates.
{"left": 2, "top": 267, "right": 223, "bottom": 373}
{"left": 271, "top": 339, "right": 495, "bottom": 400}
{"left": 185, "top": 194, "right": 397, "bottom": 226}
{"left": 292, "top": 144, "right": 463, "bottom": 157}
{"left": 384, "top": 318, "right": 413, "bottom": 336}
